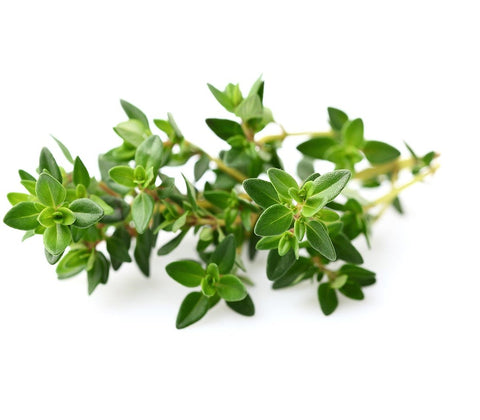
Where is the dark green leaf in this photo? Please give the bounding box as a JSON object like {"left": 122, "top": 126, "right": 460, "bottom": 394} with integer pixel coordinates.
{"left": 339, "top": 279, "right": 364, "bottom": 300}
{"left": 157, "top": 230, "right": 188, "bottom": 256}
{"left": 69, "top": 198, "right": 104, "bottom": 228}
{"left": 254, "top": 204, "right": 293, "bottom": 237}
{"left": 99, "top": 196, "right": 130, "bottom": 223}
{"left": 205, "top": 118, "right": 244, "bottom": 140}
{"left": 332, "top": 233, "right": 363, "bottom": 264}
{"left": 106, "top": 235, "right": 132, "bottom": 264}
{"left": 363, "top": 141, "right": 400, "bottom": 164}
{"left": 216, "top": 274, "right": 247, "bottom": 302}
{"left": 226, "top": 293, "right": 255, "bottom": 316}
{"left": 19, "top": 170, "right": 36, "bottom": 182}
{"left": 203, "top": 190, "right": 232, "bottom": 209}
{"left": 392, "top": 196, "right": 404, "bottom": 214}
{"left": 318, "top": 283, "right": 338, "bottom": 315}
{"left": 243, "top": 179, "right": 280, "bottom": 208}
{"left": 135, "top": 135, "right": 163, "bottom": 174}
{"left": 3, "top": 202, "right": 40, "bottom": 230}
{"left": 132, "top": 192, "right": 154, "bottom": 234}
{"left": 87, "top": 251, "right": 110, "bottom": 295}
{"left": 339, "top": 264, "right": 376, "bottom": 286}
{"left": 272, "top": 257, "right": 315, "bottom": 289}
{"left": 120, "top": 99, "right": 149, "bottom": 128}
{"left": 194, "top": 154, "right": 210, "bottom": 181}
{"left": 328, "top": 107, "right": 349, "bottom": 131}
{"left": 43, "top": 224, "right": 72, "bottom": 255}
{"left": 36, "top": 172, "right": 66, "bottom": 208}
{"left": 297, "top": 137, "right": 337, "bottom": 159}
{"left": 166, "top": 260, "right": 205, "bottom": 287}
{"left": 134, "top": 229, "right": 153, "bottom": 277}
{"left": 39, "top": 147, "right": 62, "bottom": 183}
{"left": 45, "top": 249, "right": 63, "bottom": 265}
{"left": 210, "top": 234, "right": 236, "bottom": 274}
{"left": 73, "top": 156, "right": 90, "bottom": 187}
{"left": 266, "top": 249, "right": 296, "bottom": 280}
{"left": 305, "top": 220, "right": 336, "bottom": 261}
{"left": 176, "top": 292, "right": 210, "bottom": 329}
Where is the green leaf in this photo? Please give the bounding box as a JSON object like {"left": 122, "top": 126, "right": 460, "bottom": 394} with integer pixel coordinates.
{"left": 297, "top": 156, "right": 315, "bottom": 180}
{"left": 267, "top": 168, "right": 298, "bottom": 200}
{"left": 87, "top": 251, "right": 110, "bottom": 295}
{"left": 120, "top": 99, "right": 149, "bottom": 129}
{"left": 272, "top": 257, "right": 315, "bottom": 289}
{"left": 171, "top": 212, "right": 188, "bottom": 232}
{"left": 35, "top": 173, "right": 66, "bottom": 208}
{"left": 7, "top": 193, "right": 31, "bottom": 205}
{"left": 235, "top": 94, "right": 263, "bottom": 121}
{"left": 254, "top": 204, "right": 293, "bottom": 237}
{"left": 135, "top": 135, "right": 163, "bottom": 174}
{"left": 39, "top": 147, "right": 62, "bottom": 183}
{"left": 310, "top": 169, "right": 351, "bottom": 202}
{"left": 216, "top": 275, "right": 247, "bottom": 302}
{"left": 255, "top": 235, "right": 281, "bottom": 250}
{"left": 19, "top": 169, "right": 36, "bottom": 182}
{"left": 132, "top": 192, "right": 154, "bottom": 234}
{"left": 51, "top": 135, "right": 74, "bottom": 164}
{"left": 56, "top": 249, "right": 91, "bottom": 279}
{"left": 106, "top": 235, "right": 132, "bottom": 264}
{"left": 339, "top": 279, "right": 364, "bottom": 300}
{"left": 305, "top": 220, "right": 336, "bottom": 261}
{"left": 21, "top": 180, "right": 36, "bottom": 195}
{"left": 43, "top": 224, "right": 72, "bottom": 255}
{"left": 330, "top": 274, "right": 348, "bottom": 289}
{"left": 114, "top": 119, "right": 148, "bottom": 147}
{"left": 205, "top": 118, "right": 244, "bottom": 140}
{"left": 38, "top": 206, "right": 76, "bottom": 227}
{"left": 328, "top": 107, "right": 349, "bottom": 131}
{"left": 297, "top": 137, "right": 337, "bottom": 159}
{"left": 176, "top": 291, "right": 210, "bottom": 329}
{"left": 207, "top": 83, "right": 235, "bottom": 112}
{"left": 157, "top": 230, "right": 188, "bottom": 256}
{"left": 182, "top": 174, "right": 198, "bottom": 211}
{"left": 243, "top": 179, "right": 280, "bottom": 208}
{"left": 332, "top": 233, "right": 364, "bottom": 264}
{"left": 226, "top": 293, "right": 255, "bottom": 316}
{"left": 166, "top": 260, "right": 205, "bottom": 287}
{"left": 363, "top": 141, "right": 400, "bottom": 164}
{"left": 45, "top": 249, "right": 63, "bottom": 265}
{"left": 318, "top": 283, "right": 338, "bottom": 315}
{"left": 3, "top": 202, "right": 40, "bottom": 230}
{"left": 194, "top": 154, "right": 210, "bottom": 181}
{"left": 167, "top": 113, "right": 183, "bottom": 141}
{"left": 342, "top": 118, "right": 364, "bottom": 147}
{"left": 69, "top": 198, "right": 104, "bottom": 228}
{"left": 203, "top": 190, "right": 232, "bottom": 209}
{"left": 392, "top": 196, "right": 404, "bottom": 214}
{"left": 109, "top": 166, "right": 136, "bottom": 188}
{"left": 266, "top": 249, "right": 296, "bottom": 280}
{"left": 73, "top": 156, "right": 90, "bottom": 187}
{"left": 210, "top": 234, "right": 236, "bottom": 274}
{"left": 134, "top": 229, "right": 153, "bottom": 277}
{"left": 339, "top": 264, "right": 376, "bottom": 286}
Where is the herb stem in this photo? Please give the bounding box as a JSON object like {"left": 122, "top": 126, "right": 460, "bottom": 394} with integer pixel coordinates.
{"left": 363, "top": 164, "right": 439, "bottom": 212}
{"left": 255, "top": 128, "right": 332, "bottom": 146}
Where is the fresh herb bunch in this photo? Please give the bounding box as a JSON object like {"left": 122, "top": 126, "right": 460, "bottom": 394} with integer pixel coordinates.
{"left": 3, "top": 77, "right": 438, "bottom": 328}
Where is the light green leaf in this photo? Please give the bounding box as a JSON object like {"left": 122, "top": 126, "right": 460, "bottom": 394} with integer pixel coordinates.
{"left": 36, "top": 172, "right": 66, "bottom": 208}
{"left": 39, "top": 147, "right": 62, "bottom": 183}
{"left": 56, "top": 249, "right": 91, "bottom": 279}
{"left": 194, "top": 154, "right": 210, "bottom": 181}
{"left": 3, "top": 202, "right": 40, "bottom": 230}
{"left": 73, "top": 156, "right": 90, "bottom": 187}
{"left": 109, "top": 166, "right": 136, "bottom": 188}
{"left": 132, "top": 192, "right": 154, "bottom": 234}
{"left": 216, "top": 274, "right": 247, "bottom": 302}
{"left": 310, "top": 169, "right": 351, "bottom": 202}
{"left": 51, "top": 135, "right": 74, "bottom": 164}
{"left": 207, "top": 83, "right": 235, "bottom": 112}
{"left": 235, "top": 94, "right": 263, "bottom": 121}
{"left": 342, "top": 118, "right": 364, "bottom": 147}
{"left": 135, "top": 135, "right": 163, "bottom": 174}
{"left": 182, "top": 174, "right": 198, "bottom": 211}
{"left": 114, "top": 119, "right": 148, "bottom": 147}
{"left": 120, "top": 99, "right": 149, "bottom": 128}
{"left": 43, "top": 224, "right": 72, "bottom": 255}
{"left": 328, "top": 107, "right": 349, "bottom": 131}
{"left": 7, "top": 192, "right": 31, "bottom": 206}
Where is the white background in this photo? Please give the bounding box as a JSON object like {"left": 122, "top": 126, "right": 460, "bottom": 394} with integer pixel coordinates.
{"left": 1, "top": 1, "right": 479, "bottom": 419}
